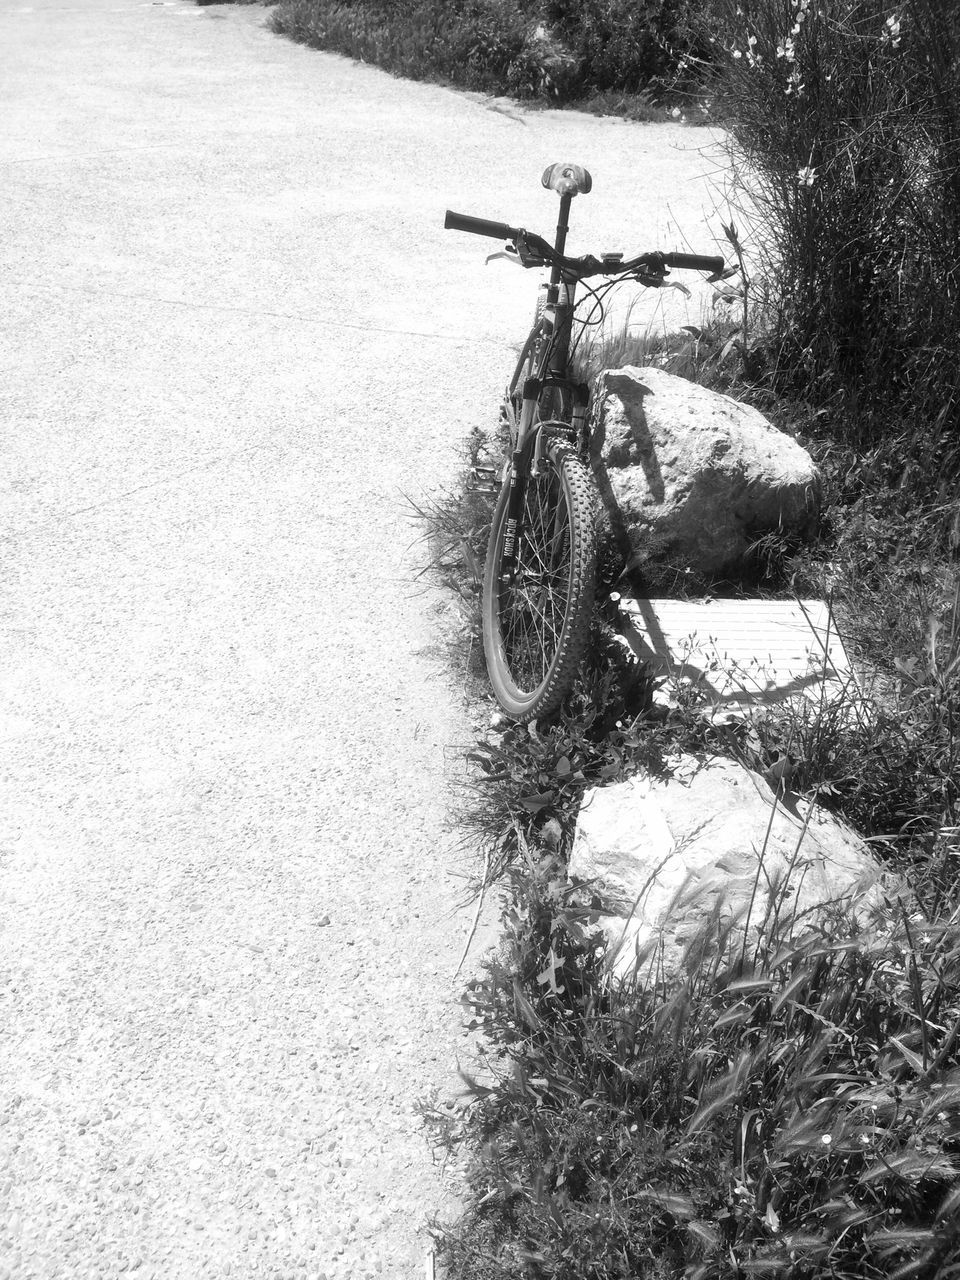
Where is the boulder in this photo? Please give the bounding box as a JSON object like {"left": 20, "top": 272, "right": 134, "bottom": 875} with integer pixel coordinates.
{"left": 569, "top": 754, "right": 893, "bottom": 982}
{"left": 589, "top": 367, "right": 822, "bottom": 574}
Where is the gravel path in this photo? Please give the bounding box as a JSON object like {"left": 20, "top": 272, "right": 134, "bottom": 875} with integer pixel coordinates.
{"left": 0, "top": 3, "right": 723, "bottom": 1276}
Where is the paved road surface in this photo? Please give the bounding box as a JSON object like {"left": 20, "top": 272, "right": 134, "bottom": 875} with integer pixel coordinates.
{"left": 0, "top": 4, "right": 724, "bottom": 1276}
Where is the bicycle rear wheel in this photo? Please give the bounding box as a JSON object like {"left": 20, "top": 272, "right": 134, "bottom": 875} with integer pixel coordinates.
{"left": 482, "top": 445, "right": 596, "bottom": 721}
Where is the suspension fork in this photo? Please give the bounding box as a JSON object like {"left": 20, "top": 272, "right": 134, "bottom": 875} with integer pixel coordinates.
{"left": 498, "top": 385, "right": 539, "bottom": 582}
{"left": 498, "top": 376, "right": 590, "bottom": 582}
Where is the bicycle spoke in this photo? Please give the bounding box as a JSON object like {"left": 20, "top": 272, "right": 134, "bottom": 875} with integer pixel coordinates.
{"left": 497, "top": 463, "right": 574, "bottom": 693}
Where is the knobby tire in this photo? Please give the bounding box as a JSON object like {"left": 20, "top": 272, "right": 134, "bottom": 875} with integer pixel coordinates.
{"left": 482, "top": 446, "right": 596, "bottom": 722}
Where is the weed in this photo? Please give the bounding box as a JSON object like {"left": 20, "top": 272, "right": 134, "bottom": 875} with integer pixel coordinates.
{"left": 268, "top": 0, "right": 707, "bottom": 105}
{"left": 434, "top": 843, "right": 960, "bottom": 1279}
{"left": 705, "top": 0, "right": 960, "bottom": 480}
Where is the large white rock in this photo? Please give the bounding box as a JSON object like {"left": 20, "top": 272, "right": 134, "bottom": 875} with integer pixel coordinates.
{"left": 569, "top": 755, "right": 892, "bottom": 981}
{"left": 589, "top": 367, "right": 822, "bottom": 574}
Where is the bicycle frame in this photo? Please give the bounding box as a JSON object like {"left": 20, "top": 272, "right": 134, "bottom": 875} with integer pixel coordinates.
{"left": 499, "top": 194, "right": 591, "bottom": 577}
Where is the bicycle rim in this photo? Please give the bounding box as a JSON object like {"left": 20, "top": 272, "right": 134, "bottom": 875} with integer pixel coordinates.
{"left": 482, "top": 448, "right": 595, "bottom": 721}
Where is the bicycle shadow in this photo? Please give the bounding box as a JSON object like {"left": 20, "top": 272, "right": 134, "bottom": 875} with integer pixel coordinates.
{"left": 622, "top": 602, "right": 833, "bottom": 711}
{"left": 588, "top": 371, "right": 666, "bottom": 582}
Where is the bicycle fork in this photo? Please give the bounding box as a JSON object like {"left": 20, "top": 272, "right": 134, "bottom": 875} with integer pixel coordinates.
{"left": 498, "top": 376, "right": 590, "bottom": 583}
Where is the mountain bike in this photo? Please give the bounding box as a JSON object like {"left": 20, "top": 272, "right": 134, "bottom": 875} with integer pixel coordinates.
{"left": 444, "top": 162, "right": 725, "bottom": 722}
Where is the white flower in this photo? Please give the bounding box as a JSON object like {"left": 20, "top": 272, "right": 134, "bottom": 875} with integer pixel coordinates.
{"left": 797, "top": 165, "right": 817, "bottom": 187}
{"left": 821, "top": 1134, "right": 832, "bottom": 1145}
{"left": 885, "top": 13, "right": 902, "bottom": 47}
{"left": 732, "top": 49, "right": 743, "bottom": 58}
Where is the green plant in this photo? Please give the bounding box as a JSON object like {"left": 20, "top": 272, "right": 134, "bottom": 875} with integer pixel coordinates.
{"left": 269, "top": 0, "right": 710, "bottom": 105}
{"left": 705, "top": 0, "right": 960, "bottom": 480}
{"left": 546, "top": 0, "right": 707, "bottom": 96}
{"left": 433, "top": 844, "right": 960, "bottom": 1279}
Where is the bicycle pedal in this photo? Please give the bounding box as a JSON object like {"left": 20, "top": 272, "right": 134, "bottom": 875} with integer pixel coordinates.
{"left": 469, "top": 466, "right": 500, "bottom": 493}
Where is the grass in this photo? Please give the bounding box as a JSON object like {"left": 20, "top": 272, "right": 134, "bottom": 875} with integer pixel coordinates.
{"left": 265, "top": 0, "right": 704, "bottom": 109}
{"left": 432, "top": 847, "right": 960, "bottom": 1279}
{"left": 408, "top": 288, "right": 960, "bottom": 1274}
{"left": 200, "top": 0, "right": 960, "bottom": 1269}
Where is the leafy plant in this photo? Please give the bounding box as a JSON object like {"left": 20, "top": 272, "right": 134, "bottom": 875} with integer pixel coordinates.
{"left": 705, "top": 0, "right": 960, "bottom": 481}
{"left": 268, "top": 0, "right": 708, "bottom": 104}
{"left": 434, "top": 843, "right": 960, "bottom": 1280}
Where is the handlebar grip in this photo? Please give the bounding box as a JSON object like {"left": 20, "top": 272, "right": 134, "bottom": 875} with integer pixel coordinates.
{"left": 665, "top": 252, "right": 727, "bottom": 276}
{"left": 444, "top": 210, "right": 521, "bottom": 241}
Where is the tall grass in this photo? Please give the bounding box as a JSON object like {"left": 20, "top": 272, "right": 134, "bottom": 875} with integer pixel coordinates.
{"left": 705, "top": 0, "right": 960, "bottom": 484}
{"left": 269, "top": 0, "right": 702, "bottom": 104}
{"left": 433, "top": 847, "right": 960, "bottom": 1279}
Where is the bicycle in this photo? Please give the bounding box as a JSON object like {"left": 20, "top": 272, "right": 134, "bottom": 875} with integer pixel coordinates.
{"left": 444, "top": 162, "right": 725, "bottom": 723}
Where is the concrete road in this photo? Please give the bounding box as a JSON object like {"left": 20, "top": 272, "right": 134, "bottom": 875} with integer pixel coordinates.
{"left": 0, "top": 3, "right": 725, "bottom": 1277}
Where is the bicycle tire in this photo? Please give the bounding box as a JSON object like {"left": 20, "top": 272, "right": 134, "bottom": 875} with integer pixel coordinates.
{"left": 482, "top": 445, "right": 596, "bottom": 721}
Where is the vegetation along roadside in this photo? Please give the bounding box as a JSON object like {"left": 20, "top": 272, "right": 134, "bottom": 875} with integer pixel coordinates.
{"left": 412, "top": 1, "right": 960, "bottom": 1277}
{"left": 206, "top": 0, "right": 960, "bottom": 1273}
{"left": 264, "top": 0, "right": 708, "bottom": 119}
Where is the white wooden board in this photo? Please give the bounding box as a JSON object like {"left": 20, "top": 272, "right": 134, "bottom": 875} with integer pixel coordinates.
{"left": 617, "top": 597, "right": 857, "bottom": 715}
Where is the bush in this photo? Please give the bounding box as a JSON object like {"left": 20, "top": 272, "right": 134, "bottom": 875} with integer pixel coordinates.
{"left": 434, "top": 851, "right": 960, "bottom": 1279}
{"left": 706, "top": 0, "right": 960, "bottom": 480}
{"left": 270, "top": 0, "right": 707, "bottom": 103}
{"left": 546, "top": 0, "right": 706, "bottom": 95}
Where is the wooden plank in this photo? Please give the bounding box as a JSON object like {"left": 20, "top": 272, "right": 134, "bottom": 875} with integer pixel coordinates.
{"left": 617, "top": 597, "right": 858, "bottom": 715}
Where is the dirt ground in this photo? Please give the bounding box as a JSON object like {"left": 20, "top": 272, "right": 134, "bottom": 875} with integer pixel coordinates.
{"left": 0, "top": 3, "right": 727, "bottom": 1275}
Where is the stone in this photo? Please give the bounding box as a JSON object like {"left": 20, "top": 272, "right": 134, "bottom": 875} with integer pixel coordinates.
{"left": 589, "top": 367, "right": 822, "bottom": 574}
{"left": 569, "top": 754, "right": 894, "bottom": 981}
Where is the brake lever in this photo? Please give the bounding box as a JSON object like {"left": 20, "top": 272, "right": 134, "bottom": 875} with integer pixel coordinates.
{"left": 485, "top": 247, "right": 523, "bottom": 267}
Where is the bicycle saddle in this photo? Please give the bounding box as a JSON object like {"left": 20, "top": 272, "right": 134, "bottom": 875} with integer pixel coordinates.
{"left": 541, "top": 163, "right": 592, "bottom": 198}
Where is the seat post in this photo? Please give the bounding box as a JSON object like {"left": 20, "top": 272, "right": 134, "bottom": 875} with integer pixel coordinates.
{"left": 550, "top": 193, "right": 573, "bottom": 286}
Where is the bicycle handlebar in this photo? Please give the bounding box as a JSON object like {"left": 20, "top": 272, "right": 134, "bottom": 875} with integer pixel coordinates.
{"left": 444, "top": 209, "right": 725, "bottom": 280}
{"left": 664, "top": 251, "right": 727, "bottom": 276}
{"left": 444, "top": 210, "right": 521, "bottom": 241}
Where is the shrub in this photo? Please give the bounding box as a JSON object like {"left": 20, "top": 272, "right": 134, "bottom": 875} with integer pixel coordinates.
{"left": 546, "top": 0, "right": 707, "bottom": 95}
{"left": 270, "top": 0, "right": 575, "bottom": 98}
{"left": 435, "top": 851, "right": 960, "bottom": 1279}
{"left": 705, "top": 0, "right": 960, "bottom": 480}
{"left": 270, "top": 0, "right": 708, "bottom": 103}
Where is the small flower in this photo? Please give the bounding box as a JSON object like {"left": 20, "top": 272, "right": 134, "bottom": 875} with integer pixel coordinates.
{"left": 861, "top": 1134, "right": 871, "bottom": 1144}
{"left": 821, "top": 1133, "right": 832, "bottom": 1145}
{"left": 732, "top": 48, "right": 743, "bottom": 58}
{"left": 884, "top": 13, "right": 902, "bottom": 47}
{"left": 797, "top": 165, "right": 817, "bottom": 187}
{"left": 671, "top": 106, "right": 682, "bottom": 119}
{"left": 785, "top": 69, "right": 805, "bottom": 95}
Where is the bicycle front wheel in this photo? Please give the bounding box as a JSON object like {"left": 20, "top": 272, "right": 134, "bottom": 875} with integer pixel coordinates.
{"left": 482, "top": 446, "right": 596, "bottom": 721}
